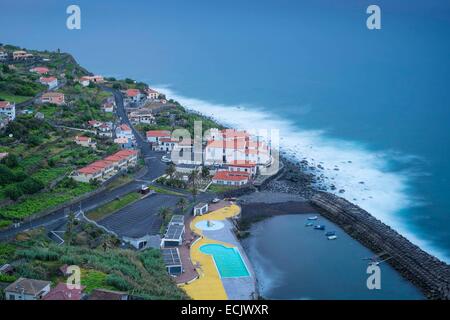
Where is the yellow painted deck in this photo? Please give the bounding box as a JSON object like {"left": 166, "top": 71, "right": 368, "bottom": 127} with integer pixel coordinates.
{"left": 180, "top": 204, "right": 241, "bottom": 300}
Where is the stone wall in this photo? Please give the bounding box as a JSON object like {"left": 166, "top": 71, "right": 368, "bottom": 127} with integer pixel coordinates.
{"left": 311, "top": 191, "right": 450, "bottom": 300}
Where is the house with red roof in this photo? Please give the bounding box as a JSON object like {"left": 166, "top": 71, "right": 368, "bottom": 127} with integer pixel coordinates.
{"left": 145, "top": 88, "right": 160, "bottom": 100}
{"left": 39, "top": 76, "right": 58, "bottom": 89}
{"left": 30, "top": 66, "right": 49, "bottom": 75}
{"left": 116, "top": 123, "right": 134, "bottom": 140}
{"left": 223, "top": 160, "right": 257, "bottom": 176}
{"left": 43, "top": 283, "right": 86, "bottom": 301}
{"left": 0, "top": 101, "right": 16, "bottom": 121}
{"left": 205, "top": 137, "right": 270, "bottom": 166}
{"left": 74, "top": 135, "right": 96, "bottom": 149}
{"left": 71, "top": 149, "right": 138, "bottom": 183}
{"left": 124, "top": 88, "right": 144, "bottom": 105}
{"left": 212, "top": 171, "right": 250, "bottom": 186}
{"left": 40, "top": 92, "right": 65, "bottom": 105}
{"left": 146, "top": 130, "right": 171, "bottom": 144}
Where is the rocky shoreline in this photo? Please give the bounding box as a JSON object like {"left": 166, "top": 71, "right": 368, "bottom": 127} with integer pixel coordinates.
{"left": 239, "top": 157, "right": 450, "bottom": 300}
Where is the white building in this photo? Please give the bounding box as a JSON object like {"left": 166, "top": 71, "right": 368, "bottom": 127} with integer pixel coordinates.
{"left": 146, "top": 130, "right": 171, "bottom": 144}
{"left": 0, "top": 51, "right": 8, "bottom": 61}
{"left": 39, "top": 76, "right": 58, "bottom": 89}
{"left": 128, "top": 110, "right": 154, "bottom": 124}
{"left": 0, "top": 101, "right": 16, "bottom": 121}
{"left": 4, "top": 278, "right": 51, "bottom": 300}
{"left": 116, "top": 124, "right": 134, "bottom": 140}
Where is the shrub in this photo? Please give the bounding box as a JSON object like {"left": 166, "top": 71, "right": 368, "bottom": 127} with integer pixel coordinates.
{"left": 106, "top": 274, "right": 132, "bottom": 291}
{"left": 1, "top": 154, "right": 19, "bottom": 168}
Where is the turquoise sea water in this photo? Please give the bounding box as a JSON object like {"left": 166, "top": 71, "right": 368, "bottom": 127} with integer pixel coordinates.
{"left": 200, "top": 244, "right": 250, "bottom": 278}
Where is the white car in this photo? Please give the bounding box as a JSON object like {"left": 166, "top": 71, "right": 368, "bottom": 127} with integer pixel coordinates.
{"left": 211, "top": 198, "right": 221, "bottom": 203}
{"left": 161, "top": 155, "right": 171, "bottom": 163}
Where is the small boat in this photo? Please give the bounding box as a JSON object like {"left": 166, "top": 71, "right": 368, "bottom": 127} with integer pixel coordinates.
{"left": 314, "top": 225, "right": 325, "bottom": 230}
{"left": 327, "top": 235, "right": 338, "bottom": 240}
{"left": 307, "top": 216, "right": 318, "bottom": 221}
{"left": 305, "top": 222, "right": 314, "bottom": 227}
{"left": 325, "top": 231, "right": 336, "bottom": 237}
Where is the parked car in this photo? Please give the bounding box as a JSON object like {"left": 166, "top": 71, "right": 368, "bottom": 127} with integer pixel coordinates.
{"left": 211, "top": 198, "right": 220, "bottom": 203}
{"left": 161, "top": 155, "right": 171, "bottom": 163}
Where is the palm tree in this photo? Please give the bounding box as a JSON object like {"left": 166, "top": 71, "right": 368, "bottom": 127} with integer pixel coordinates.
{"left": 159, "top": 207, "right": 173, "bottom": 223}
{"left": 201, "top": 166, "right": 210, "bottom": 178}
{"left": 64, "top": 212, "right": 76, "bottom": 246}
{"left": 165, "top": 163, "right": 176, "bottom": 179}
{"left": 177, "top": 197, "right": 188, "bottom": 213}
{"left": 188, "top": 169, "right": 199, "bottom": 202}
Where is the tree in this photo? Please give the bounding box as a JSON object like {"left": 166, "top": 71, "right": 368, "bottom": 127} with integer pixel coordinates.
{"left": 158, "top": 207, "right": 173, "bottom": 224}
{"left": 176, "top": 197, "right": 188, "bottom": 213}
{"left": 188, "top": 169, "right": 200, "bottom": 202}
{"left": 201, "top": 166, "right": 210, "bottom": 178}
{"left": 165, "top": 163, "right": 176, "bottom": 179}
{"left": 65, "top": 212, "right": 76, "bottom": 246}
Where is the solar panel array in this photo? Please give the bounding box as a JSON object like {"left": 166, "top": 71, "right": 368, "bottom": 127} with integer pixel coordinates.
{"left": 161, "top": 248, "right": 181, "bottom": 266}
{"left": 165, "top": 224, "right": 184, "bottom": 240}
{"left": 169, "top": 215, "right": 184, "bottom": 225}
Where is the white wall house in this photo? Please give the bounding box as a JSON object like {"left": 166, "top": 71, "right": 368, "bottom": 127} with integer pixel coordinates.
{"left": 39, "top": 76, "right": 58, "bottom": 89}
{"left": 0, "top": 101, "right": 16, "bottom": 121}
{"left": 5, "top": 278, "right": 51, "bottom": 300}
{"left": 116, "top": 124, "right": 134, "bottom": 140}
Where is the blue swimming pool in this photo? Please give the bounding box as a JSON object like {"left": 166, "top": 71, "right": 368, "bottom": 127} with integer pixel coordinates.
{"left": 200, "top": 244, "right": 250, "bottom": 278}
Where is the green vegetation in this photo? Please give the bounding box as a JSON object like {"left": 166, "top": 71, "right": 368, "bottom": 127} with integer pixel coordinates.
{"left": 86, "top": 192, "right": 141, "bottom": 221}
{"left": 0, "top": 63, "right": 45, "bottom": 101}
{"left": 207, "top": 184, "right": 238, "bottom": 194}
{"left": 5, "top": 230, "right": 187, "bottom": 299}
{"left": 147, "top": 184, "right": 185, "bottom": 196}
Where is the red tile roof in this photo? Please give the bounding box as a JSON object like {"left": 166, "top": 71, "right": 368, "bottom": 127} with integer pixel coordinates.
{"left": 118, "top": 124, "right": 131, "bottom": 131}
{"left": 126, "top": 89, "right": 141, "bottom": 97}
{"left": 43, "top": 283, "right": 85, "bottom": 300}
{"left": 40, "top": 76, "right": 57, "bottom": 83}
{"left": 0, "top": 101, "right": 12, "bottom": 108}
{"left": 146, "top": 130, "right": 171, "bottom": 138}
{"left": 30, "top": 67, "right": 49, "bottom": 74}
{"left": 75, "top": 136, "right": 90, "bottom": 142}
{"left": 213, "top": 171, "right": 250, "bottom": 182}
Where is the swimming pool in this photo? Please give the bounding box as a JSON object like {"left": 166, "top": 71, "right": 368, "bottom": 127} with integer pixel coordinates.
{"left": 200, "top": 244, "right": 250, "bottom": 278}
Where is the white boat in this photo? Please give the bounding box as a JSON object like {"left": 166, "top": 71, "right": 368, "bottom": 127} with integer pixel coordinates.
{"left": 327, "top": 235, "right": 338, "bottom": 240}
{"left": 307, "top": 216, "right": 318, "bottom": 221}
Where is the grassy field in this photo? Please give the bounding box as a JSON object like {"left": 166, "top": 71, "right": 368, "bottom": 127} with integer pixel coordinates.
{"left": 86, "top": 192, "right": 141, "bottom": 221}
{"left": 0, "top": 91, "right": 32, "bottom": 103}
{"left": 207, "top": 184, "right": 238, "bottom": 194}
{"left": 148, "top": 184, "right": 186, "bottom": 196}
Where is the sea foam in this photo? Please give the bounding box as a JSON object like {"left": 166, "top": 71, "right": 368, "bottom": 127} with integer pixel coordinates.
{"left": 155, "top": 86, "right": 450, "bottom": 263}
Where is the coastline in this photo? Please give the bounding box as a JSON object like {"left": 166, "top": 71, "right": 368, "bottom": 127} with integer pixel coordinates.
{"left": 168, "top": 104, "right": 450, "bottom": 299}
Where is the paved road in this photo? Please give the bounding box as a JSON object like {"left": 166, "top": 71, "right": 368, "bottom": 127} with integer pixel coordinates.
{"left": 0, "top": 87, "right": 217, "bottom": 240}
{"left": 0, "top": 88, "right": 166, "bottom": 240}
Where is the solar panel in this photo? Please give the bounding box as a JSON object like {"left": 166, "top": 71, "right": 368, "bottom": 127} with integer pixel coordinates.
{"left": 161, "top": 248, "right": 181, "bottom": 266}
{"left": 165, "top": 224, "right": 184, "bottom": 240}
{"left": 169, "top": 215, "right": 184, "bottom": 225}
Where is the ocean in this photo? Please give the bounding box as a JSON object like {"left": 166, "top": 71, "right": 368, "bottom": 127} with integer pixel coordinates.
{"left": 1, "top": 0, "right": 450, "bottom": 296}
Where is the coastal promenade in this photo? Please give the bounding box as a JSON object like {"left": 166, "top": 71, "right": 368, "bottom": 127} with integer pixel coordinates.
{"left": 181, "top": 204, "right": 256, "bottom": 300}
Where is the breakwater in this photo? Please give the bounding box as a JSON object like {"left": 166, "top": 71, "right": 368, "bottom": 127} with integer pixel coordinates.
{"left": 311, "top": 191, "right": 450, "bottom": 300}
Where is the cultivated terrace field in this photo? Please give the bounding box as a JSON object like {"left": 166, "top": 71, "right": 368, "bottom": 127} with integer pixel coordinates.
{"left": 0, "top": 46, "right": 121, "bottom": 229}
{"left": 39, "top": 84, "right": 115, "bottom": 127}
{"left": 0, "top": 115, "right": 121, "bottom": 228}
